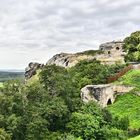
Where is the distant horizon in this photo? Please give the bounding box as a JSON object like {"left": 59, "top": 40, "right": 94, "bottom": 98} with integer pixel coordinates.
{"left": 0, "top": 69, "right": 25, "bottom": 72}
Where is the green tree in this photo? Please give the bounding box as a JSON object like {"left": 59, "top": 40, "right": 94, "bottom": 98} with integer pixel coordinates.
{"left": 67, "top": 112, "right": 99, "bottom": 140}
{"left": 123, "top": 31, "right": 140, "bottom": 62}
{"left": 0, "top": 128, "right": 11, "bottom": 140}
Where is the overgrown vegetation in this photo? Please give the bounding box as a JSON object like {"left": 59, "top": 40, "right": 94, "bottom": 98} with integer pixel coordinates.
{"left": 77, "top": 50, "right": 103, "bottom": 56}
{"left": 0, "top": 60, "right": 130, "bottom": 140}
{"left": 123, "top": 31, "right": 140, "bottom": 62}
{"left": 108, "top": 70, "right": 140, "bottom": 138}
{"left": 129, "top": 135, "right": 140, "bottom": 140}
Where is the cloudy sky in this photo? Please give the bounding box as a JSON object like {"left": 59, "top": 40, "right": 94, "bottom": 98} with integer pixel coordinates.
{"left": 0, "top": 0, "right": 140, "bottom": 69}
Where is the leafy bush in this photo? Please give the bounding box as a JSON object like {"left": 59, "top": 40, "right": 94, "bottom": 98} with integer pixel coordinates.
{"left": 0, "top": 61, "right": 130, "bottom": 140}
{"left": 123, "top": 31, "right": 140, "bottom": 62}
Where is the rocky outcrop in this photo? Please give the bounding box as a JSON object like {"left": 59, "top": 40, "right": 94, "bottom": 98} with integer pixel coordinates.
{"left": 46, "top": 41, "right": 126, "bottom": 68}
{"left": 132, "top": 63, "right": 140, "bottom": 69}
{"left": 81, "top": 84, "right": 133, "bottom": 107}
{"left": 47, "top": 53, "right": 94, "bottom": 68}
{"left": 25, "top": 41, "right": 127, "bottom": 79}
{"left": 25, "top": 62, "right": 44, "bottom": 80}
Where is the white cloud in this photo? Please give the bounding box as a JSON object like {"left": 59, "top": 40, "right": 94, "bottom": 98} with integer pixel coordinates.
{"left": 0, "top": 0, "right": 140, "bottom": 69}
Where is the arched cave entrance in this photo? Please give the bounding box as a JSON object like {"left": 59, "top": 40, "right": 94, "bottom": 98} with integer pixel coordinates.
{"left": 107, "top": 99, "right": 112, "bottom": 105}
{"left": 116, "top": 47, "right": 120, "bottom": 50}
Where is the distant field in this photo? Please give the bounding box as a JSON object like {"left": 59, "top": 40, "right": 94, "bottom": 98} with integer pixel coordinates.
{"left": 108, "top": 70, "right": 140, "bottom": 129}
{"left": 0, "top": 71, "right": 24, "bottom": 82}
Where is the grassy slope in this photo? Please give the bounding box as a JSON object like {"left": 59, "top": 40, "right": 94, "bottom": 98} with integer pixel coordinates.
{"left": 26, "top": 70, "right": 41, "bottom": 85}
{"left": 0, "top": 82, "right": 3, "bottom": 87}
{"left": 129, "top": 135, "right": 140, "bottom": 140}
{"left": 108, "top": 70, "right": 140, "bottom": 129}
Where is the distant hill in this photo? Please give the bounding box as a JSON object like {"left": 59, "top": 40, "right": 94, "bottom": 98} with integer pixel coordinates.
{"left": 0, "top": 71, "right": 24, "bottom": 82}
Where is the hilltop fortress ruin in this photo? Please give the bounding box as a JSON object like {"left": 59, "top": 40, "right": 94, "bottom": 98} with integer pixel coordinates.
{"left": 25, "top": 40, "right": 125, "bottom": 80}
{"left": 25, "top": 40, "right": 138, "bottom": 107}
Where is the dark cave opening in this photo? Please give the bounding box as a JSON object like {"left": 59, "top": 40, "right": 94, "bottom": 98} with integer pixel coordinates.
{"left": 107, "top": 99, "right": 112, "bottom": 105}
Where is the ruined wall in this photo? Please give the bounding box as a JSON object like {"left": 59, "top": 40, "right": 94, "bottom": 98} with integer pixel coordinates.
{"left": 96, "top": 41, "right": 125, "bottom": 65}
{"left": 81, "top": 84, "right": 134, "bottom": 107}
{"left": 133, "top": 64, "right": 140, "bottom": 69}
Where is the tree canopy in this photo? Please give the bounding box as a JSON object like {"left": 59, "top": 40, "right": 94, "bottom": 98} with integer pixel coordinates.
{"left": 123, "top": 31, "right": 140, "bottom": 62}
{"left": 0, "top": 60, "right": 131, "bottom": 140}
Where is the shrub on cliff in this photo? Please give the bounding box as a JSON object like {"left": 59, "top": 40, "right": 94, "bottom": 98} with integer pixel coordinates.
{"left": 123, "top": 31, "right": 140, "bottom": 62}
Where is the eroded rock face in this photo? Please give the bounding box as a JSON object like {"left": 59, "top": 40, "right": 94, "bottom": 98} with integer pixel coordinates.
{"left": 47, "top": 53, "right": 94, "bottom": 68}
{"left": 46, "top": 41, "right": 126, "bottom": 68}
{"left": 25, "top": 40, "right": 127, "bottom": 80}
{"left": 25, "top": 62, "right": 44, "bottom": 80}
{"left": 81, "top": 84, "right": 133, "bottom": 107}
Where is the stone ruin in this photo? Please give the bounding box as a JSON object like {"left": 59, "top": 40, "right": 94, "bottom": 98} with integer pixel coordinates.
{"left": 46, "top": 41, "right": 126, "bottom": 67}
{"left": 81, "top": 84, "right": 134, "bottom": 107}
{"left": 96, "top": 41, "right": 126, "bottom": 65}
{"left": 25, "top": 40, "right": 127, "bottom": 80}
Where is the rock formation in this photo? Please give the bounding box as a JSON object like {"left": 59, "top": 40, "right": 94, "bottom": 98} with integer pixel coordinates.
{"left": 25, "top": 62, "right": 44, "bottom": 80}
{"left": 81, "top": 84, "right": 133, "bottom": 107}
{"left": 25, "top": 40, "right": 126, "bottom": 79}
{"left": 47, "top": 52, "right": 95, "bottom": 68}
{"left": 46, "top": 41, "right": 125, "bottom": 67}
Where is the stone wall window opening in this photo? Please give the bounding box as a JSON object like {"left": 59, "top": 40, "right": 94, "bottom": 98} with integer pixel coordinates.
{"left": 116, "top": 47, "right": 120, "bottom": 50}
{"left": 101, "top": 48, "right": 103, "bottom": 51}
{"left": 108, "top": 51, "right": 111, "bottom": 54}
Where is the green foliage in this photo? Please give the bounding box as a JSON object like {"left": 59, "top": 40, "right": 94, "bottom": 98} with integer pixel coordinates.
{"left": 67, "top": 112, "right": 99, "bottom": 139}
{"left": 123, "top": 31, "right": 140, "bottom": 62}
{"left": 129, "top": 135, "right": 140, "bottom": 140}
{"left": 0, "top": 83, "right": 3, "bottom": 87}
{"left": 108, "top": 93, "right": 140, "bottom": 129}
{"left": 77, "top": 50, "right": 103, "bottom": 56}
{"left": 111, "top": 70, "right": 140, "bottom": 129}
{"left": 116, "top": 70, "right": 140, "bottom": 90}
{"left": 112, "top": 116, "right": 129, "bottom": 131}
{"left": 25, "top": 116, "right": 49, "bottom": 140}
{"left": 42, "top": 97, "right": 69, "bottom": 131}
{"left": 69, "top": 60, "right": 126, "bottom": 88}
{"left": 0, "top": 61, "right": 131, "bottom": 140}
{"left": 0, "top": 128, "right": 11, "bottom": 140}
{"left": 67, "top": 102, "right": 128, "bottom": 140}
{"left": 97, "top": 126, "right": 128, "bottom": 140}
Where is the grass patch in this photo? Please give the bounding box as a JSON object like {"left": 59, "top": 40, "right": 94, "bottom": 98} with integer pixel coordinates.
{"left": 129, "top": 135, "right": 140, "bottom": 140}
{"left": 108, "top": 93, "right": 140, "bottom": 129}
{"left": 77, "top": 50, "right": 103, "bottom": 56}
{"left": 0, "top": 82, "right": 3, "bottom": 87}
{"left": 26, "top": 69, "right": 41, "bottom": 85}
{"left": 109, "top": 70, "right": 140, "bottom": 129}
{"left": 115, "top": 70, "right": 140, "bottom": 90}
